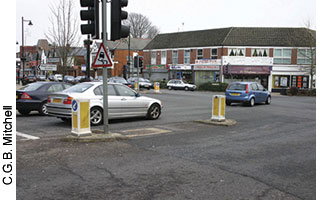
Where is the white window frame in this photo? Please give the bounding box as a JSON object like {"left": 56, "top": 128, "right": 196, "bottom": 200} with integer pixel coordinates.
{"left": 251, "top": 48, "right": 269, "bottom": 57}
{"left": 161, "top": 51, "right": 166, "bottom": 65}
{"left": 197, "top": 49, "right": 203, "bottom": 60}
{"left": 151, "top": 51, "right": 156, "bottom": 65}
{"left": 228, "top": 48, "right": 245, "bottom": 56}
{"left": 297, "top": 48, "right": 314, "bottom": 65}
{"left": 273, "top": 48, "right": 292, "bottom": 64}
{"left": 172, "top": 50, "right": 178, "bottom": 64}
{"left": 211, "top": 48, "right": 218, "bottom": 59}
{"left": 184, "top": 50, "right": 190, "bottom": 64}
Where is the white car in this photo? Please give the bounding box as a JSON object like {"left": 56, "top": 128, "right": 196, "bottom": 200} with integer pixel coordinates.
{"left": 46, "top": 82, "right": 162, "bottom": 125}
{"left": 167, "top": 79, "right": 196, "bottom": 91}
{"left": 54, "top": 74, "right": 63, "bottom": 82}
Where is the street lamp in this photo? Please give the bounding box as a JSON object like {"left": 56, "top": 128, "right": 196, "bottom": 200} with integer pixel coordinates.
{"left": 21, "top": 16, "right": 33, "bottom": 84}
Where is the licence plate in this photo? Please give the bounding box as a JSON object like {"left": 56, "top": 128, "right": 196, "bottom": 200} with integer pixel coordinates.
{"left": 230, "top": 93, "right": 240, "bottom": 96}
{"left": 53, "top": 99, "right": 62, "bottom": 103}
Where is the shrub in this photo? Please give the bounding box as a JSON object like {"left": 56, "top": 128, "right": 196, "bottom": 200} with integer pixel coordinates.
{"left": 197, "top": 82, "right": 229, "bottom": 92}
{"left": 288, "top": 87, "right": 299, "bottom": 96}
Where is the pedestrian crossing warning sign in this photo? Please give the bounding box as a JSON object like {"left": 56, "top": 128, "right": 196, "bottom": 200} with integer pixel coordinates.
{"left": 92, "top": 43, "right": 113, "bottom": 68}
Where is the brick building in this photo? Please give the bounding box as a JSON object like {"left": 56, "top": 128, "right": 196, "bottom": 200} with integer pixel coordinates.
{"left": 143, "top": 27, "right": 316, "bottom": 91}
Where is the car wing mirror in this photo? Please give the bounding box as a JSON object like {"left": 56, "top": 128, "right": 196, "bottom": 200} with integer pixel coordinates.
{"left": 136, "top": 93, "right": 141, "bottom": 97}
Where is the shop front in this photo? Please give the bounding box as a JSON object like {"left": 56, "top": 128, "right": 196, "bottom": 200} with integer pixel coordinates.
{"left": 169, "top": 65, "right": 193, "bottom": 83}
{"left": 223, "top": 65, "right": 271, "bottom": 89}
{"left": 193, "top": 59, "right": 221, "bottom": 85}
{"left": 143, "top": 64, "right": 169, "bottom": 81}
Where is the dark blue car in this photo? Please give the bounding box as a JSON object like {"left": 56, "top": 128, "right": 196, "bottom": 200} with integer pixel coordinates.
{"left": 225, "top": 82, "right": 271, "bottom": 107}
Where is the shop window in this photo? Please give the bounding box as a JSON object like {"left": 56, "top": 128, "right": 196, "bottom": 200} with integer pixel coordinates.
{"left": 273, "top": 49, "right": 291, "bottom": 64}
{"left": 291, "top": 76, "right": 309, "bottom": 88}
{"left": 274, "top": 76, "right": 289, "bottom": 87}
{"left": 184, "top": 50, "right": 190, "bottom": 64}
{"left": 229, "top": 48, "right": 245, "bottom": 56}
{"left": 161, "top": 51, "right": 166, "bottom": 64}
{"left": 151, "top": 51, "right": 156, "bottom": 65}
{"left": 297, "top": 48, "right": 314, "bottom": 65}
{"left": 211, "top": 48, "right": 218, "bottom": 59}
{"left": 252, "top": 48, "right": 269, "bottom": 57}
{"left": 172, "top": 50, "right": 178, "bottom": 64}
{"left": 197, "top": 49, "right": 203, "bottom": 60}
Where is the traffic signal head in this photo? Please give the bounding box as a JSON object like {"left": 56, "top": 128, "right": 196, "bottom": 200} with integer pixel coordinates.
{"left": 111, "top": 0, "right": 130, "bottom": 41}
{"left": 134, "top": 56, "right": 138, "bottom": 68}
{"left": 138, "top": 56, "right": 144, "bottom": 68}
{"left": 80, "top": 0, "right": 100, "bottom": 39}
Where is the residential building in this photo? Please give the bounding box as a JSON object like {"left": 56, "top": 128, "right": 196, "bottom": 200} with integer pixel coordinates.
{"left": 143, "top": 27, "right": 316, "bottom": 91}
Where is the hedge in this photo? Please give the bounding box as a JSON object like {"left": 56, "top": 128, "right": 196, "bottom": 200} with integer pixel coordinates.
{"left": 197, "top": 82, "right": 229, "bottom": 92}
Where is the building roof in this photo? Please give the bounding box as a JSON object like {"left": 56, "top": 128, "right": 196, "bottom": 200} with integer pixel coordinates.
{"left": 107, "top": 38, "right": 152, "bottom": 50}
{"left": 144, "top": 27, "right": 316, "bottom": 50}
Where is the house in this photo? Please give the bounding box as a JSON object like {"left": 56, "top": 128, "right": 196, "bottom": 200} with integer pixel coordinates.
{"left": 143, "top": 27, "right": 316, "bottom": 91}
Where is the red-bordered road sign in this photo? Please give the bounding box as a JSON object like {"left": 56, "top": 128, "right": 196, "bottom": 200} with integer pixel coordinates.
{"left": 92, "top": 43, "right": 113, "bottom": 68}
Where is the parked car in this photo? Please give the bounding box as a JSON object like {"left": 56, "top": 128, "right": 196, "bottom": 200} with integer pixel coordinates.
{"left": 225, "top": 82, "right": 271, "bottom": 107}
{"left": 48, "top": 75, "right": 55, "bottom": 81}
{"left": 64, "top": 75, "right": 75, "bottom": 84}
{"left": 167, "top": 79, "right": 196, "bottom": 91}
{"left": 46, "top": 82, "right": 162, "bottom": 125}
{"left": 16, "top": 82, "right": 72, "bottom": 115}
{"left": 74, "top": 76, "right": 93, "bottom": 83}
{"left": 36, "top": 75, "right": 46, "bottom": 81}
{"left": 54, "top": 74, "right": 63, "bottom": 82}
{"left": 128, "top": 77, "right": 154, "bottom": 90}
{"left": 23, "top": 75, "right": 37, "bottom": 84}
{"left": 108, "top": 77, "right": 132, "bottom": 88}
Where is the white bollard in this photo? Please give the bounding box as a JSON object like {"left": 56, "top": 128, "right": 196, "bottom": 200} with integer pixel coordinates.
{"left": 211, "top": 95, "right": 226, "bottom": 122}
{"left": 71, "top": 98, "right": 92, "bottom": 136}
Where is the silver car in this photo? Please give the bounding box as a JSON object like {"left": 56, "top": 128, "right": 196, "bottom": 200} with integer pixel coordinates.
{"left": 46, "top": 82, "right": 162, "bottom": 125}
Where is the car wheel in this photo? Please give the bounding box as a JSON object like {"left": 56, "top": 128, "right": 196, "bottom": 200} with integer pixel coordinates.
{"left": 266, "top": 96, "right": 271, "bottom": 104}
{"left": 90, "top": 107, "right": 103, "bottom": 126}
{"left": 184, "top": 87, "right": 189, "bottom": 91}
{"left": 249, "top": 98, "right": 255, "bottom": 107}
{"left": 168, "top": 86, "right": 172, "bottom": 90}
{"left": 18, "top": 109, "right": 31, "bottom": 115}
{"left": 226, "top": 100, "right": 231, "bottom": 106}
{"left": 39, "top": 101, "right": 48, "bottom": 115}
{"left": 147, "top": 104, "right": 161, "bottom": 120}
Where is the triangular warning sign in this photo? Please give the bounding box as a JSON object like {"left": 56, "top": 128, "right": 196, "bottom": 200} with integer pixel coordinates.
{"left": 92, "top": 43, "right": 113, "bottom": 68}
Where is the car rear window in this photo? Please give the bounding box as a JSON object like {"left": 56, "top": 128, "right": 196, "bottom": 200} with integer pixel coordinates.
{"left": 228, "top": 83, "right": 247, "bottom": 90}
{"left": 19, "top": 82, "right": 45, "bottom": 91}
{"left": 63, "top": 83, "right": 93, "bottom": 93}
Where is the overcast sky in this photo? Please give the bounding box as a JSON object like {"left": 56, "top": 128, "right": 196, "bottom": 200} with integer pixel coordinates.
{"left": 16, "top": 0, "right": 316, "bottom": 49}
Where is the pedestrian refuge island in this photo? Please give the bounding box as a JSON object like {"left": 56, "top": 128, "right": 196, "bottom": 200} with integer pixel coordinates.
{"left": 71, "top": 98, "right": 91, "bottom": 136}
{"left": 211, "top": 95, "right": 226, "bottom": 122}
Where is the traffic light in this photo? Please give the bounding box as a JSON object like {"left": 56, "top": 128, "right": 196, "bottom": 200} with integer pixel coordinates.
{"left": 138, "top": 56, "right": 144, "bottom": 68}
{"left": 111, "top": 0, "right": 130, "bottom": 41}
{"left": 80, "top": 0, "right": 100, "bottom": 39}
{"left": 134, "top": 56, "right": 138, "bottom": 68}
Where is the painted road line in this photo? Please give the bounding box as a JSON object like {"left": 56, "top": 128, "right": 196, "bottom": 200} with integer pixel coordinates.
{"left": 121, "top": 128, "right": 171, "bottom": 138}
{"left": 17, "top": 132, "right": 40, "bottom": 140}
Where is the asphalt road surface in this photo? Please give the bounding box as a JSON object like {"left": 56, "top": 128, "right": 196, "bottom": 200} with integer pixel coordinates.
{"left": 17, "top": 90, "right": 316, "bottom": 200}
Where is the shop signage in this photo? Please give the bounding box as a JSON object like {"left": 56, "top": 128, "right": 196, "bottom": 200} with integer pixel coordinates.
{"left": 169, "top": 65, "right": 192, "bottom": 70}
{"left": 145, "top": 65, "right": 167, "bottom": 70}
{"left": 30, "top": 61, "right": 38, "bottom": 67}
{"left": 194, "top": 65, "right": 220, "bottom": 70}
{"left": 195, "top": 59, "right": 221, "bottom": 65}
{"left": 39, "top": 64, "right": 57, "bottom": 71}
{"left": 223, "top": 56, "right": 273, "bottom": 66}
{"left": 224, "top": 66, "right": 271, "bottom": 75}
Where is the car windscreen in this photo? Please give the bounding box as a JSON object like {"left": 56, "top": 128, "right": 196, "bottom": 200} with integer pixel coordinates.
{"left": 63, "top": 83, "right": 93, "bottom": 93}
{"left": 19, "top": 82, "right": 45, "bottom": 91}
{"left": 228, "top": 83, "right": 247, "bottom": 90}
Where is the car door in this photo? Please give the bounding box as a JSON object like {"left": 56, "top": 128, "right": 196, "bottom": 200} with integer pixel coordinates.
{"left": 250, "top": 83, "right": 261, "bottom": 102}
{"left": 115, "top": 84, "right": 147, "bottom": 117}
{"left": 93, "top": 85, "right": 122, "bottom": 119}
{"left": 256, "top": 83, "right": 267, "bottom": 102}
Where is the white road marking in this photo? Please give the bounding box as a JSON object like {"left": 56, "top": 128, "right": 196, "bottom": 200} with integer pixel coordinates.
{"left": 16, "top": 132, "right": 40, "bottom": 140}
{"left": 121, "top": 128, "right": 171, "bottom": 138}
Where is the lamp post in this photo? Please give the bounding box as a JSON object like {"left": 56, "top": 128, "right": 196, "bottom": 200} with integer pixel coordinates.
{"left": 21, "top": 16, "right": 33, "bottom": 84}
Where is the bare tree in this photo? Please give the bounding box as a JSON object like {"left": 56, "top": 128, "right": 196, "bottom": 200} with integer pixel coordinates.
{"left": 124, "top": 13, "right": 160, "bottom": 39}
{"left": 45, "top": 0, "right": 81, "bottom": 77}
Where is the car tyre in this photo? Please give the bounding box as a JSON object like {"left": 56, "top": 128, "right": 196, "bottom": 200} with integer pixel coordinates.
{"left": 168, "top": 86, "right": 172, "bottom": 90}
{"left": 226, "top": 100, "right": 231, "bottom": 106}
{"left": 18, "top": 109, "right": 31, "bottom": 115}
{"left": 266, "top": 96, "right": 271, "bottom": 104}
{"left": 184, "top": 87, "right": 189, "bottom": 91}
{"left": 39, "top": 101, "right": 48, "bottom": 115}
{"left": 249, "top": 98, "right": 255, "bottom": 107}
{"left": 90, "top": 107, "right": 103, "bottom": 126}
{"left": 147, "top": 104, "right": 161, "bottom": 120}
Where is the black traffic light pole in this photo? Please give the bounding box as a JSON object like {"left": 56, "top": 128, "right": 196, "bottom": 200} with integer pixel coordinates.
{"left": 86, "top": 35, "right": 91, "bottom": 80}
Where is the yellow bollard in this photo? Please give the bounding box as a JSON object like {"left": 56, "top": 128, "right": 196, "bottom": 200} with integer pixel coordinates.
{"left": 211, "top": 95, "right": 226, "bottom": 121}
{"left": 71, "top": 98, "right": 91, "bottom": 136}
{"left": 154, "top": 82, "right": 160, "bottom": 93}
